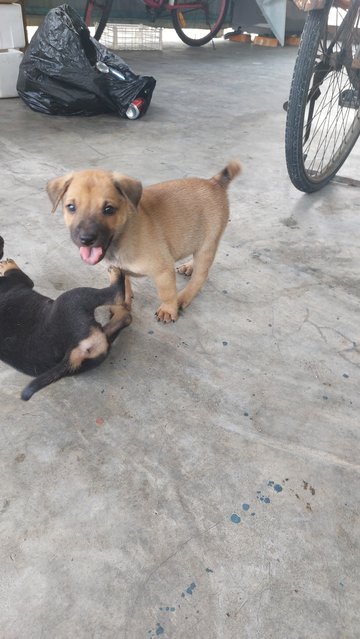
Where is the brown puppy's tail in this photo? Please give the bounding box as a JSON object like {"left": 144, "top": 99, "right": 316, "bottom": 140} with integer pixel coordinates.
{"left": 211, "top": 160, "right": 241, "bottom": 189}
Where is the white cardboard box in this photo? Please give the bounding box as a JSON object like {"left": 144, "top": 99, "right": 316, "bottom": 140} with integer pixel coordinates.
{"left": 0, "top": 3, "right": 25, "bottom": 49}
{"left": 0, "top": 49, "right": 23, "bottom": 97}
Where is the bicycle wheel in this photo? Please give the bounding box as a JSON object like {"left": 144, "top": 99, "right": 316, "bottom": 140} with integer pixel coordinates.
{"left": 172, "top": 0, "right": 229, "bottom": 46}
{"left": 285, "top": 0, "right": 360, "bottom": 192}
{"left": 84, "top": 0, "right": 113, "bottom": 40}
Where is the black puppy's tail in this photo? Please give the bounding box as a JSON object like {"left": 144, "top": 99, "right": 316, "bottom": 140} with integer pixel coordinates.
{"left": 0, "top": 236, "right": 4, "bottom": 260}
{"left": 21, "top": 356, "right": 72, "bottom": 401}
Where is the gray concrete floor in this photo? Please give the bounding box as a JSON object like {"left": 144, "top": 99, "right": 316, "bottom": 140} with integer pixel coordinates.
{"left": 0, "top": 36, "right": 360, "bottom": 639}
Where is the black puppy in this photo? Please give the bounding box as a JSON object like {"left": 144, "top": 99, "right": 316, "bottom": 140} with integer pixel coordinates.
{"left": 0, "top": 236, "right": 131, "bottom": 400}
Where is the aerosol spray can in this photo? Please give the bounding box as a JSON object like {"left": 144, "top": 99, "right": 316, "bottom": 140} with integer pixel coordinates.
{"left": 96, "top": 61, "right": 125, "bottom": 81}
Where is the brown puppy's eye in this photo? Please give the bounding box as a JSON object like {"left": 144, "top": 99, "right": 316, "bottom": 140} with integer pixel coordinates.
{"left": 103, "top": 204, "right": 116, "bottom": 216}
{"left": 66, "top": 203, "right": 76, "bottom": 213}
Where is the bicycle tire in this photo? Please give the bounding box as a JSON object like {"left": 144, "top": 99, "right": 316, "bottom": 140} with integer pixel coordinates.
{"left": 171, "top": 0, "right": 229, "bottom": 46}
{"left": 285, "top": 1, "right": 360, "bottom": 192}
{"left": 84, "top": 0, "right": 114, "bottom": 40}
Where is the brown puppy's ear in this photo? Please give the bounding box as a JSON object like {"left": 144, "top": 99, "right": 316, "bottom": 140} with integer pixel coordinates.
{"left": 112, "top": 173, "right": 142, "bottom": 209}
{"left": 47, "top": 174, "right": 74, "bottom": 213}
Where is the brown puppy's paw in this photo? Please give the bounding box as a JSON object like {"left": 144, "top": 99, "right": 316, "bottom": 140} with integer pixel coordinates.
{"left": 155, "top": 303, "right": 178, "bottom": 323}
{"left": 177, "top": 260, "right": 193, "bottom": 277}
{"left": 0, "top": 259, "right": 20, "bottom": 275}
{"left": 177, "top": 290, "right": 193, "bottom": 310}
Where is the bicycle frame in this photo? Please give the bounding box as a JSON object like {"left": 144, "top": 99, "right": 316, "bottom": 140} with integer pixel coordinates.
{"left": 144, "top": 0, "right": 209, "bottom": 11}
{"left": 293, "top": 0, "right": 327, "bottom": 9}
{"left": 85, "top": 0, "right": 229, "bottom": 46}
{"left": 293, "top": 0, "right": 353, "bottom": 10}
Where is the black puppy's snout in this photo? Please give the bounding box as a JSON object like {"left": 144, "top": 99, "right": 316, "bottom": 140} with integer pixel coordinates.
{"left": 79, "top": 232, "right": 97, "bottom": 246}
{"left": 0, "top": 236, "right": 4, "bottom": 260}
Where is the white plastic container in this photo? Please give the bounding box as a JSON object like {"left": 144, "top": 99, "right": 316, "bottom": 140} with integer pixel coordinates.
{"left": 0, "top": 4, "right": 25, "bottom": 49}
{"left": 0, "top": 49, "right": 23, "bottom": 98}
{"left": 0, "top": 3, "right": 25, "bottom": 98}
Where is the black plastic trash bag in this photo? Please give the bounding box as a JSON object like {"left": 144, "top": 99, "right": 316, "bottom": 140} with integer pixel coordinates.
{"left": 17, "top": 4, "right": 156, "bottom": 117}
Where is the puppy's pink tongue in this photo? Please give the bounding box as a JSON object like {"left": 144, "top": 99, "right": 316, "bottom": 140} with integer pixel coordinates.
{"left": 79, "top": 246, "right": 104, "bottom": 265}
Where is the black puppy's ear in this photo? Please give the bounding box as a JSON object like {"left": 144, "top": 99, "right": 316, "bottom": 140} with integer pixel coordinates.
{"left": 0, "top": 236, "right": 4, "bottom": 260}
{"left": 47, "top": 173, "right": 74, "bottom": 213}
{"left": 112, "top": 173, "right": 142, "bottom": 209}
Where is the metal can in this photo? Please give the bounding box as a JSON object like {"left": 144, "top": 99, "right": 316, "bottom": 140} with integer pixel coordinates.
{"left": 125, "top": 98, "right": 145, "bottom": 120}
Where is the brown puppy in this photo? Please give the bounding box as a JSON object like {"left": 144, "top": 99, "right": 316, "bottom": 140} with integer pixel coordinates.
{"left": 47, "top": 161, "right": 241, "bottom": 322}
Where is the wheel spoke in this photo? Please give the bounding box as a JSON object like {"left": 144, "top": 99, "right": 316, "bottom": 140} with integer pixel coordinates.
{"left": 286, "top": 2, "right": 360, "bottom": 191}
{"left": 304, "top": 68, "right": 352, "bottom": 171}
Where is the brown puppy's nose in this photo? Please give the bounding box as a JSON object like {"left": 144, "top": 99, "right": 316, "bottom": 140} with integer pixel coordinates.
{"left": 79, "top": 232, "right": 97, "bottom": 246}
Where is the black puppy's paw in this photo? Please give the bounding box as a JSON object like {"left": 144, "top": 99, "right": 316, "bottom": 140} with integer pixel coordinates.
{"left": 107, "top": 265, "right": 122, "bottom": 284}
{"left": 0, "top": 259, "right": 20, "bottom": 276}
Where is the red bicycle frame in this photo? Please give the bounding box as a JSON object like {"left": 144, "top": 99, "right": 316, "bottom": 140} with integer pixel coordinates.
{"left": 144, "top": 0, "right": 209, "bottom": 11}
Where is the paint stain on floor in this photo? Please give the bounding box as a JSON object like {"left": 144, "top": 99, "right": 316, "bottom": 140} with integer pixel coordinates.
{"left": 230, "top": 479, "right": 285, "bottom": 524}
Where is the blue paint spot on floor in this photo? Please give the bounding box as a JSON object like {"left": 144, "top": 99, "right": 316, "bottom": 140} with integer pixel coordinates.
{"left": 228, "top": 480, "right": 288, "bottom": 561}
{"left": 230, "top": 513, "right": 241, "bottom": 524}
{"left": 156, "top": 624, "right": 164, "bottom": 636}
{"left": 186, "top": 582, "right": 196, "bottom": 595}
